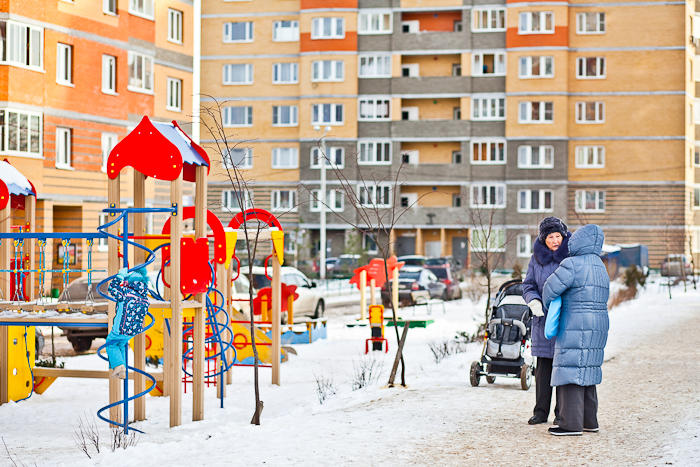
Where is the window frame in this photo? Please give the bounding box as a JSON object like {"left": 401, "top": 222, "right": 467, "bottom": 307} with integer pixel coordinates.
{"left": 518, "top": 101, "right": 554, "bottom": 124}
{"left": 575, "top": 189, "right": 606, "bottom": 213}
{"left": 358, "top": 184, "right": 392, "bottom": 208}
{"left": 2, "top": 21, "right": 44, "bottom": 70}
{"left": 103, "top": 0, "right": 117, "bottom": 15}
{"left": 223, "top": 106, "right": 253, "bottom": 127}
{"left": 221, "top": 189, "right": 252, "bottom": 212}
{"left": 470, "top": 138, "right": 506, "bottom": 165}
{"left": 576, "top": 56, "right": 606, "bottom": 79}
{"left": 310, "top": 146, "right": 345, "bottom": 169}
{"left": 517, "top": 189, "right": 553, "bottom": 213}
{"left": 518, "top": 11, "right": 555, "bottom": 34}
{"left": 101, "top": 132, "right": 118, "bottom": 172}
{"left": 0, "top": 109, "right": 43, "bottom": 157}
{"left": 223, "top": 63, "right": 253, "bottom": 85}
{"left": 56, "top": 43, "right": 73, "bottom": 86}
{"left": 516, "top": 233, "right": 532, "bottom": 257}
{"left": 271, "top": 147, "right": 299, "bottom": 169}
{"left": 166, "top": 77, "right": 182, "bottom": 112}
{"left": 471, "top": 228, "right": 506, "bottom": 252}
{"left": 358, "top": 97, "right": 391, "bottom": 121}
{"left": 358, "top": 54, "right": 392, "bottom": 78}
{"left": 358, "top": 140, "right": 392, "bottom": 165}
{"left": 223, "top": 147, "right": 253, "bottom": 169}
{"left": 311, "top": 103, "right": 344, "bottom": 126}
{"left": 472, "top": 7, "right": 506, "bottom": 32}
{"left": 575, "top": 145, "right": 605, "bottom": 168}
{"left": 312, "top": 60, "right": 344, "bottom": 82}
{"left": 127, "top": 51, "right": 153, "bottom": 93}
{"left": 272, "top": 62, "right": 299, "bottom": 84}
{"left": 272, "top": 105, "right": 298, "bottom": 127}
{"left": 128, "top": 0, "right": 154, "bottom": 20}
{"left": 576, "top": 12, "right": 605, "bottom": 35}
{"left": 101, "top": 54, "right": 117, "bottom": 94}
{"left": 518, "top": 55, "right": 554, "bottom": 79}
{"left": 471, "top": 51, "right": 506, "bottom": 77}
{"left": 517, "top": 145, "right": 554, "bottom": 169}
{"left": 167, "top": 8, "right": 183, "bottom": 44}
{"left": 55, "top": 127, "right": 72, "bottom": 169}
{"left": 575, "top": 101, "right": 605, "bottom": 124}
{"left": 223, "top": 21, "right": 254, "bottom": 43}
{"left": 358, "top": 10, "right": 393, "bottom": 35}
{"left": 271, "top": 189, "right": 298, "bottom": 212}
{"left": 471, "top": 94, "right": 506, "bottom": 121}
{"left": 272, "top": 20, "right": 299, "bottom": 42}
{"left": 310, "top": 189, "right": 345, "bottom": 212}
{"left": 311, "top": 17, "right": 345, "bottom": 39}
{"left": 470, "top": 183, "right": 506, "bottom": 209}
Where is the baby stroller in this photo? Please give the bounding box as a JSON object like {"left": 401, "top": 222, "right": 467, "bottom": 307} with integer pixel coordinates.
{"left": 470, "top": 279, "right": 534, "bottom": 390}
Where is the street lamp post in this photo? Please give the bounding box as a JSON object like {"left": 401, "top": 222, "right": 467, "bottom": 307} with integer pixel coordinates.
{"left": 315, "top": 125, "right": 331, "bottom": 280}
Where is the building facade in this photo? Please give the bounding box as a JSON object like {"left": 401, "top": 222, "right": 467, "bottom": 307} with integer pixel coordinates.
{"left": 202, "top": 0, "right": 695, "bottom": 270}
{"left": 1, "top": 0, "right": 195, "bottom": 284}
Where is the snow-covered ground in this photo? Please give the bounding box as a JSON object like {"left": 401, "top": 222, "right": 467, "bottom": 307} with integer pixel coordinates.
{"left": 1, "top": 279, "right": 699, "bottom": 465}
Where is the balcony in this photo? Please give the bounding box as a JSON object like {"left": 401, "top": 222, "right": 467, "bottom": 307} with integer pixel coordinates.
{"left": 396, "top": 163, "right": 469, "bottom": 180}
{"left": 391, "top": 120, "right": 471, "bottom": 140}
{"left": 392, "top": 30, "right": 470, "bottom": 52}
{"left": 391, "top": 76, "right": 470, "bottom": 95}
{"left": 393, "top": 206, "right": 468, "bottom": 227}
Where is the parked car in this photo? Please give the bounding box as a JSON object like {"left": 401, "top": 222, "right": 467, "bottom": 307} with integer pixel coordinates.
{"left": 381, "top": 266, "right": 447, "bottom": 306}
{"left": 58, "top": 276, "right": 109, "bottom": 352}
{"left": 660, "top": 254, "right": 693, "bottom": 277}
{"left": 397, "top": 255, "right": 428, "bottom": 267}
{"left": 425, "top": 263, "right": 463, "bottom": 300}
{"left": 325, "top": 257, "right": 340, "bottom": 276}
{"left": 335, "top": 254, "right": 361, "bottom": 277}
{"left": 425, "top": 257, "right": 452, "bottom": 267}
{"left": 241, "top": 266, "right": 325, "bottom": 320}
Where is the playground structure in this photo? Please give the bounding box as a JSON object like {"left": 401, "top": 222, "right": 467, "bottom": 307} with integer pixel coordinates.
{"left": 0, "top": 117, "right": 288, "bottom": 432}
{"left": 350, "top": 256, "right": 404, "bottom": 321}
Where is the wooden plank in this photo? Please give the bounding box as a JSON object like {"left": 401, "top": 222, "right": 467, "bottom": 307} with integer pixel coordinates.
{"left": 169, "top": 174, "right": 183, "bottom": 427}
{"left": 271, "top": 253, "right": 281, "bottom": 385}
{"left": 33, "top": 367, "right": 163, "bottom": 380}
{"left": 0, "top": 316, "right": 108, "bottom": 325}
{"left": 359, "top": 269, "right": 366, "bottom": 321}
{"left": 25, "top": 195, "right": 35, "bottom": 300}
{"left": 370, "top": 279, "right": 376, "bottom": 306}
{"left": 388, "top": 322, "right": 410, "bottom": 387}
{"left": 133, "top": 171, "right": 146, "bottom": 421}
{"left": 107, "top": 175, "right": 121, "bottom": 424}
{"left": 192, "top": 165, "right": 206, "bottom": 421}
{"left": 392, "top": 266, "right": 399, "bottom": 314}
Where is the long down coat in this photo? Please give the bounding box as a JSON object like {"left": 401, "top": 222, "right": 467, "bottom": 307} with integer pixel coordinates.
{"left": 522, "top": 232, "right": 570, "bottom": 358}
{"left": 542, "top": 224, "right": 610, "bottom": 387}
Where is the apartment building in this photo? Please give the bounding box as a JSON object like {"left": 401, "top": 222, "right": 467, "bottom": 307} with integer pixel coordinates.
{"left": 202, "top": 0, "right": 695, "bottom": 269}
{"left": 1, "top": 0, "right": 195, "bottom": 281}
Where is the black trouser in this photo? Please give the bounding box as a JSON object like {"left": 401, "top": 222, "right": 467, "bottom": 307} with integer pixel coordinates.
{"left": 556, "top": 384, "right": 598, "bottom": 431}
{"left": 533, "top": 357, "right": 559, "bottom": 420}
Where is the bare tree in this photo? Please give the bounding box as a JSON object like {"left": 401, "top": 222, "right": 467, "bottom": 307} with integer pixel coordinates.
{"left": 200, "top": 97, "right": 266, "bottom": 425}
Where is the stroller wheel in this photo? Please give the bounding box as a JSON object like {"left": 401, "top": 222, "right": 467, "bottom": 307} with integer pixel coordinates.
{"left": 520, "top": 364, "right": 532, "bottom": 390}
{"left": 469, "top": 361, "right": 481, "bottom": 387}
{"left": 486, "top": 375, "right": 496, "bottom": 384}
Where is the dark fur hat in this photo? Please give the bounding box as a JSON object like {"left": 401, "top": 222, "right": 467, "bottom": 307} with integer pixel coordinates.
{"left": 538, "top": 217, "right": 568, "bottom": 244}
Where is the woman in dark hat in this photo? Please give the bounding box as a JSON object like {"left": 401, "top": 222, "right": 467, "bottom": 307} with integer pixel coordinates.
{"left": 522, "top": 216, "right": 570, "bottom": 425}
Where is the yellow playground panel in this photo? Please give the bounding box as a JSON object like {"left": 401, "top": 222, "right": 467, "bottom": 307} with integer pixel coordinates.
{"left": 5, "top": 326, "right": 35, "bottom": 401}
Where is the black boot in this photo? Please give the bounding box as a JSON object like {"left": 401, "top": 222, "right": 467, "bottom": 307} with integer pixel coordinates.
{"left": 528, "top": 414, "right": 547, "bottom": 425}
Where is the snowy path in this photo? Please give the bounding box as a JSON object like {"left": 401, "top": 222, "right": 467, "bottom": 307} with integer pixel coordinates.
{"left": 1, "top": 285, "right": 699, "bottom": 465}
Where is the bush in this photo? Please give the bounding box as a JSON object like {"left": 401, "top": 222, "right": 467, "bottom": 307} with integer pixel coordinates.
{"left": 314, "top": 374, "right": 337, "bottom": 404}
{"left": 351, "top": 356, "right": 383, "bottom": 390}
{"left": 428, "top": 338, "right": 469, "bottom": 364}
{"left": 623, "top": 265, "right": 647, "bottom": 289}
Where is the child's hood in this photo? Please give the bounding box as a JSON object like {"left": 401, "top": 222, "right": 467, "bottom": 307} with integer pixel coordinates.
{"left": 568, "top": 224, "right": 604, "bottom": 257}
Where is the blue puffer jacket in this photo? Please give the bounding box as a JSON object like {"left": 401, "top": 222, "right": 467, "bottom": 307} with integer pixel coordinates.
{"left": 543, "top": 224, "right": 610, "bottom": 387}
{"left": 522, "top": 233, "right": 570, "bottom": 358}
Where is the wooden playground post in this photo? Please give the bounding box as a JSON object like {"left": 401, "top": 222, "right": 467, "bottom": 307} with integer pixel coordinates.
{"left": 392, "top": 266, "right": 399, "bottom": 313}
{"left": 169, "top": 173, "right": 183, "bottom": 427}
{"left": 107, "top": 175, "right": 121, "bottom": 424}
{"left": 25, "top": 195, "right": 35, "bottom": 300}
{"left": 0, "top": 201, "right": 10, "bottom": 404}
{"left": 370, "top": 278, "right": 376, "bottom": 306}
{"left": 271, "top": 251, "right": 281, "bottom": 385}
{"left": 192, "top": 165, "right": 206, "bottom": 421}
{"left": 132, "top": 171, "right": 147, "bottom": 421}
{"left": 225, "top": 262, "right": 233, "bottom": 385}
{"left": 359, "top": 269, "right": 367, "bottom": 320}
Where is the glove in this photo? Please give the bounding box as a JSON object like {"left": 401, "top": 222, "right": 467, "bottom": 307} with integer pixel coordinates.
{"left": 528, "top": 299, "right": 544, "bottom": 317}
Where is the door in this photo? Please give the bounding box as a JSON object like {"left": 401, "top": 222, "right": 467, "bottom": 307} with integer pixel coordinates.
{"left": 425, "top": 241, "right": 441, "bottom": 258}
{"left": 396, "top": 236, "right": 416, "bottom": 257}
{"left": 452, "top": 236, "right": 468, "bottom": 269}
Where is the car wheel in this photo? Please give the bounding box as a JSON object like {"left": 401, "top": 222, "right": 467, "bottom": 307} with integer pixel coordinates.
{"left": 441, "top": 290, "right": 448, "bottom": 301}
{"left": 313, "top": 300, "right": 325, "bottom": 319}
{"left": 69, "top": 337, "right": 93, "bottom": 353}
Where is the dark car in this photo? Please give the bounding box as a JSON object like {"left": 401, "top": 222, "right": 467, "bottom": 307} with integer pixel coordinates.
{"left": 381, "top": 266, "right": 447, "bottom": 306}
{"left": 58, "top": 276, "right": 110, "bottom": 352}
{"left": 397, "top": 255, "right": 428, "bottom": 267}
{"left": 425, "top": 263, "right": 462, "bottom": 300}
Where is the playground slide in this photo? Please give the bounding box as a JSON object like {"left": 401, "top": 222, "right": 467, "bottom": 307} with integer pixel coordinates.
{"left": 228, "top": 308, "right": 288, "bottom": 365}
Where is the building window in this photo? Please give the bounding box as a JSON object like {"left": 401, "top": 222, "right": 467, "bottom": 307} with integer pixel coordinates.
{"left": 358, "top": 141, "right": 391, "bottom": 165}
{"left": 470, "top": 184, "right": 506, "bottom": 208}
{"left": 311, "top": 17, "right": 344, "bottom": 39}
{"left": 311, "top": 189, "right": 344, "bottom": 212}
{"left": 223, "top": 106, "right": 253, "bottom": 127}
{"left": 517, "top": 145, "right": 554, "bottom": 169}
{"left": 472, "top": 52, "right": 506, "bottom": 76}
{"left": 452, "top": 194, "right": 462, "bottom": 207}
{"left": 129, "top": 0, "right": 153, "bottom": 19}
{"left": 0, "top": 110, "right": 42, "bottom": 156}
{"left": 101, "top": 55, "right": 117, "bottom": 93}
{"left": 401, "top": 63, "right": 419, "bottom": 77}
{"left": 311, "top": 146, "right": 344, "bottom": 169}
{"left": 517, "top": 233, "right": 532, "bottom": 257}
{"left": 55, "top": 127, "right": 72, "bottom": 169}
{"left": 223, "top": 63, "right": 253, "bottom": 85}
{"left": 695, "top": 147, "right": 700, "bottom": 166}
{"left": 575, "top": 101, "right": 605, "bottom": 123}
{"left": 128, "top": 52, "right": 153, "bottom": 92}
{"left": 694, "top": 187, "right": 700, "bottom": 209}
{"left": 519, "top": 11, "right": 554, "bottom": 34}
{"left": 222, "top": 190, "right": 252, "bottom": 212}
{"left": 272, "top": 63, "right": 298, "bottom": 84}
{"left": 471, "top": 228, "right": 506, "bottom": 252}
{"left": 519, "top": 56, "right": 554, "bottom": 79}
{"left": 56, "top": 43, "right": 72, "bottom": 85}
{"left": 97, "top": 213, "right": 109, "bottom": 250}
{"left": 1, "top": 21, "right": 43, "bottom": 69}
{"left": 312, "top": 103, "right": 343, "bottom": 125}
{"left": 358, "top": 10, "right": 392, "bottom": 35}
{"left": 575, "top": 190, "right": 605, "bottom": 212}
{"left": 165, "top": 78, "right": 182, "bottom": 112}
{"left": 224, "top": 22, "right": 254, "bottom": 43}
{"left": 273, "top": 20, "right": 299, "bottom": 42}
{"left": 312, "top": 60, "right": 344, "bottom": 82}
{"left": 103, "top": 0, "right": 117, "bottom": 15}
{"left": 359, "top": 98, "right": 391, "bottom": 121}
{"left": 223, "top": 147, "right": 253, "bottom": 169}
{"left": 272, "top": 147, "right": 298, "bottom": 168}
{"left": 358, "top": 54, "right": 391, "bottom": 78}
{"left": 167, "top": 9, "right": 183, "bottom": 43}
{"left": 576, "top": 12, "right": 605, "bottom": 34}
{"left": 518, "top": 189, "right": 553, "bottom": 213}
{"left": 471, "top": 139, "right": 506, "bottom": 164}
{"left": 518, "top": 101, "right": 553, "bottom": 123}
{"left": 575, "top": 146, "right": 605, "bottom": 168}
{"left": 272, "top": 105, "right": 298, "bottom": 126}
{"left": 452, "top": 150, "right": 462, "bottom": 164}
{"left": 473, "top": 8, "right": 506, "bottom": 32}
{"left": 576, "top": 57, "right": 605, "bottom": 79}
{"left": 101, "top": 132, "right": 118, "bottom": 172}
{"left": 452, "top": 63, "right": 462, "bottom": 76}
{"left": 472, "top": 95, "right": 506, "bottom": 121}
{"left": 271, "top": 190, "right": 297, "bottom": 212}
{"left": 359, "top": 185, "right": 391, "bottom": 208}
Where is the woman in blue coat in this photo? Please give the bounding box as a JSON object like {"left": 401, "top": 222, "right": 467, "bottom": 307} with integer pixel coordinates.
{"left": 522, "top": 217, "right": 570, "bottom": 425}
{"left": 543, "top": 224, "right": 610, "bottom": 436}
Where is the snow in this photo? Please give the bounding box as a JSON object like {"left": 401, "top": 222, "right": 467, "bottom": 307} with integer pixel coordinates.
{"left": 1, "top": 280, "right": 699, "bottom": 465}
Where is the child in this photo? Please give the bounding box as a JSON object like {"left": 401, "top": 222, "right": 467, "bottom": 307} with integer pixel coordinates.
{"left": 105, "top": 266, "right": 150, "bottom": 379}
{"left": 542, "top": 224, "right": 610, "bottom": 436}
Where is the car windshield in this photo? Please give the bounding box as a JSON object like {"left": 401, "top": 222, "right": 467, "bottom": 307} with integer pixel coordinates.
{"left": 399, "top": 270, "right": 421, "bottom": 280}
{"left": 425, "top": 258, "right": 446, "bottom": 266}
{"left": 401, "top": 258, "right": 424, "bottom": 266}
{"left": 251, "top": 274, "right": 271, "bottom": 289}
{"left": 429, "top": 268, "right": 447, "bottom": 279}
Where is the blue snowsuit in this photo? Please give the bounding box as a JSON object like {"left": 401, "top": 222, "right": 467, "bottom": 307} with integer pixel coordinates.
{"left": 105, "top": 268, "right": 149, "bottom": 369}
